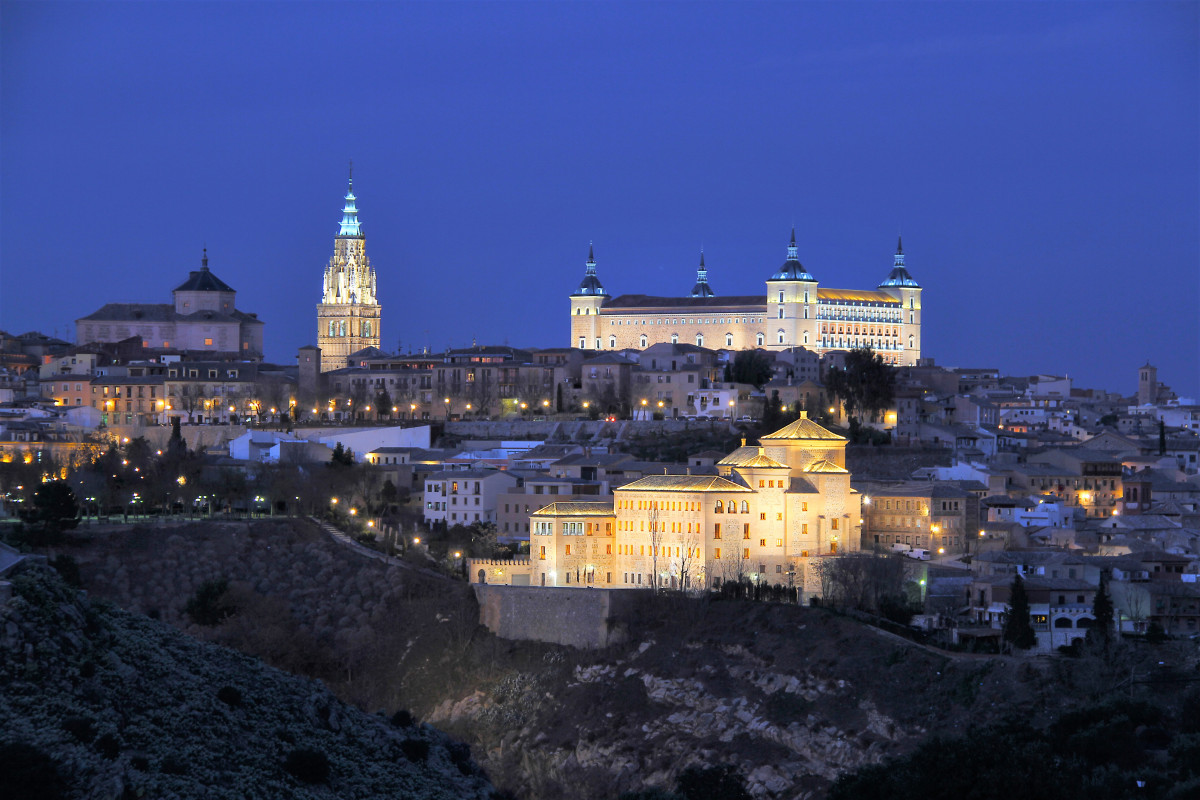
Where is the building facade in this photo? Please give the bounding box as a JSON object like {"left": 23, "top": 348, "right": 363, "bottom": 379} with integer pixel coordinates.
{"left": 570, "top": 233, "right": 922, "bottom": 365}
{"left": 317, "top": 173, "right": 381, "bottom": 372}
{"left": 529, "top": 413, "right": 861, "bottom": 595}
{"left": 77, "top": 251, "right": 264, "bottom": 357}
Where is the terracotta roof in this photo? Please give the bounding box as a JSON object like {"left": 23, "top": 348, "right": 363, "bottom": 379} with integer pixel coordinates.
{"left": 739, "top": 454, "right": 788, "bottom": 469}
{"left": 617, "top": 475, "right": 753, "bottom": 493}
{"left": 531, "top": 501, "right": 615, "bottom": 517}
{"left": 760, "top": 415, "right": 846, "bottom": 441}
{"left": 717, "top": 446, "right": 764, "bottom": 466}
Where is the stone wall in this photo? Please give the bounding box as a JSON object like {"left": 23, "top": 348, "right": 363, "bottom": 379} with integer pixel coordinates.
{"left": 473, "top": 584, "right": 648, "bottom": 649}
{"left": 446, "top": 418, "right": 732, "bottom": 442}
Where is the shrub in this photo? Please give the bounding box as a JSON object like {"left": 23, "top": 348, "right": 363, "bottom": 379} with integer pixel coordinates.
{"left": 216, "top": 686, "right": 243, "bottom": 707}
{"left": 160, "top": 755, "right": 187, "bottom": 775}
{"left": 184, "top": 578, "right": 235, "bottom": 626}
{"left": 447, "top": 740, "right": 474, "bottom": 774}
{"left": 0, "top": 741, "right": 65, "bottom": 800}
{"left": 51, "top": 555, "right": 82, "bottom": 588}
{"left": 390, "top": 709, "right": 414, "bottom": 727}
{"left": 400, "top": 738, "right": 430, "bottom": 763}
{"left": 284, "top": 747, "right": 330, "bottom": 784}
{"left": 61, "top": 715, "right": 97, "bottom": 743}
{"left": 94, "top": 732, "right": 121, "bottom": 759}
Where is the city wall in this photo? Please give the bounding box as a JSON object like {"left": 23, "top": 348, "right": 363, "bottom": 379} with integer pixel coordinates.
{"left": 473, "top": 584, "right": 648, "bottom": 649}
{"left": 447, "top": 418, "right": 733, "bottom": 442}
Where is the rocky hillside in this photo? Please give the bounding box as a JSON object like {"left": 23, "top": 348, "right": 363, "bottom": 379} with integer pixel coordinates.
{"left": 0, "top": 564, "right": 497, "bottom": 800}
{"left": 51, "top": 520, "right": 1132, "bottom": 799}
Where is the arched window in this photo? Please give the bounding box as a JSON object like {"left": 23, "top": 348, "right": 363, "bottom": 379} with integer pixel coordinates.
{"left": 725, "top": 333, "right": 733, "bottom": 347}
{"left": 609, "top": 336, "right": 616, "bottom": 348}
{"left": 755, "top": 333, "right": 764, "bottom": 347}
{"left": 1053, "top": 617, "right": 1073, "bottom": 628}
{"left": 696, "top": 334, "right": 704, "bottom": 347}
{"left": 639, "top": 335, "right": 648, "bottom": 348}
{"left": 778, "top": 330, "right": 785, "bottom": 345}
{"left": 714, "top": 500, "right": 724, "bottom": 513}
{"left": 908, "top": 334, "right": 914, "bottom": 349}
{"left": 670, "top": 334, "right": 679, "bottom": 344}
{"left": 728, "top": 498, "right": 737, "bottom": 513}
{"left": 740, "top": 500, "right": 749, "bottom": 513}
{"left": 803, "top": 331, "right": 809, "bottom": 345}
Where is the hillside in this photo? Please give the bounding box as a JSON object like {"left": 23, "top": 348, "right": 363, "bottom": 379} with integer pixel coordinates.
{"left": 0, "top": 563, "right": 496, "bottom": 800}
{"left": 46, "top": 519, "right": 1186, "bottom": 799}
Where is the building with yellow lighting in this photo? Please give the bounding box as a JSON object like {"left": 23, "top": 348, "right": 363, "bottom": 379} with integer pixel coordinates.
{"left": 570, "top": 234, "right": 922, "bottom": 364}
{"left": 527, "top": 412, "right": 860, "bottom": 596}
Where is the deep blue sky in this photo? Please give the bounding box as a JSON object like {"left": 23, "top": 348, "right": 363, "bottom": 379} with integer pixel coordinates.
{"left": 2, "top": 2, "right": 1197, "bottom": 398}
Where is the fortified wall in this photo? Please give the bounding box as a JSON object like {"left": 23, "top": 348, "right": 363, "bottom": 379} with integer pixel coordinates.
{"left": 473, "top": 584, "right": 648, "bottom": 649}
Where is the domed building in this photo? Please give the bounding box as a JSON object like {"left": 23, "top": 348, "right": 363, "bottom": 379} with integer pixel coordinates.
{"left": 76, "top": 250, "right": 263, "bottom": 356}
{"left": 569, "top": 232, "right": 922, "bottom": 364}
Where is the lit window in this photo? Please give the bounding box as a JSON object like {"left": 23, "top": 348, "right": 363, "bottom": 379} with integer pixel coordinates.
{"left": 204, "top": 338, "right": 213, "bottom": 346}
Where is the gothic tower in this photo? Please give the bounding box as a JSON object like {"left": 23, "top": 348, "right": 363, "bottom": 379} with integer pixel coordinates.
{"left": 317, "top": 168, "right": 381, "bottom": 372}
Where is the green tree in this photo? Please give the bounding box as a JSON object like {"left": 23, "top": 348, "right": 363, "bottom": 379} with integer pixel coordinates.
{"left": 1088, "top": 571, "right": 1115, "bottom": 650}
{"left": 728, "top": 349, "right": 774, "bottom": 389}
{"left": 824, "top": 347, "right": 895, "bottom": 424}
{"left": 1003, "top": 575, "right": 1038, "bottom": 651}
{"left": 375, "top": 387, "right": 392, "bottom": 420}
{"left": 29, "top": 482, "right": 79, "bottom": 533}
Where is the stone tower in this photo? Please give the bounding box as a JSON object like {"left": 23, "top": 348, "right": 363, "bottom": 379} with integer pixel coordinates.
{"left": 767, "top": 228, "right": 820, "bottom": 350}
{"left": 569, "top": 243, "right": 607, "bottom": 350}
{"left": 878, "top": 236, "right": 922, "bottom": 361}
{"left": 1138, "top": 362, "right": 1158, "bottom": 407}
{"left": 317, "top": 168, "right": 381, "bottom": 372}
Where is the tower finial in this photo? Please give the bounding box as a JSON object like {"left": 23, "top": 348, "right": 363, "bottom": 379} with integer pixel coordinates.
{"left": 202, "top": 245, "right": 208, "bottom": 270}
{"left": 349, "top": 158, "right": 353, "bottom": 188}
{"left": 896, "top": 234, "right": 903, "bottom": 255}
{"left": 790, "top": 226, "right": 796, "bottom": 247}
{"left": 588, "top": 241, "right": 594, "bottom": 263}
{"left": 699, "top": 249, "right": 705, "bottom": 268}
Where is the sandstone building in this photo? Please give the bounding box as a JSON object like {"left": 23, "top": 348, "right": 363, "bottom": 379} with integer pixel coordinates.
{"left": 570, "top": 233, "right": 922, "bottom": 365}
{"left": 528, "top": 412, "right": 860, "bottom": 595}
{"left": 317, "top": 171, "right": 381, "bottom": 372}
{"left": 76, "top": 251, "right": 264, "bottom": 357}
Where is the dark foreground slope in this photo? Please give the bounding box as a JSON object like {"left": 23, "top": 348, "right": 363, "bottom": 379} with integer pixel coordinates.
{"left": 0, "top": 565, "right": 496, "bottom": 800}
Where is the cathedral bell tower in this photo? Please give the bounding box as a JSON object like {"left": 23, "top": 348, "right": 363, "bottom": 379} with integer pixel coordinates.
{"left": 317, "top": 166, "right": 382, "bottom": 372}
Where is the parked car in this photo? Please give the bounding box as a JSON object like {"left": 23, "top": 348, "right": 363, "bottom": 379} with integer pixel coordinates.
{"left": 906, "top": 548, "right": 931, "bottom": 561}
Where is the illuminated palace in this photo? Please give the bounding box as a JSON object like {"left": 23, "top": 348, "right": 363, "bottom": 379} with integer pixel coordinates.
{"left": 570, "top": 232, "right": 922, "bottom": 365}
{"left": 317, "top": 170, "right": 381, "bottom": 372}
{"left": 529, "top": 413, "right": 860, "bottom": 595}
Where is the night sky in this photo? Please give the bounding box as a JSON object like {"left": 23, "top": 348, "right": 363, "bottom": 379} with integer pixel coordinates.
{"left": 2, "top": 2, "right": 1197, "bottom": 398}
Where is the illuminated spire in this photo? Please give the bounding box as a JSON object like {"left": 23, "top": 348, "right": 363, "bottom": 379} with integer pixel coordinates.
{"left": 572, "top": 241, "right": 606, "bottom": 296}
{"left": 788, "top": 226, "right": 798, "bottom": 261}
{"left": 879, "top": 236, "right": 920, "bottom": 288}
{"left": 338, "top": 163, "right": 361, "bottom": 236}
{"left": 690, "top": 250, "right": 715, "bottom": 298}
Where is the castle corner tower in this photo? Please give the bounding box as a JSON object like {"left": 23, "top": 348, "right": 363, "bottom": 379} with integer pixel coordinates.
{"left": 317, "top": 168, "right": 381, "bottom": 372}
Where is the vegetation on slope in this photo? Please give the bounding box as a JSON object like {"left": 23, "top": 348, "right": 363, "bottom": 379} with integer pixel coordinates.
{"left": 0, "top": 564, "right": 496, "bottom": 800}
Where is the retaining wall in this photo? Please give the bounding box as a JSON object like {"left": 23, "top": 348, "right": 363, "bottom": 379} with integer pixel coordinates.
{"left": 473, "top": 584, "right": 648, "bottom": 648}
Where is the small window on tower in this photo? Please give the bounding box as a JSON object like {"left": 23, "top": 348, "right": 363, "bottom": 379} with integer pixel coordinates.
{"left": 204, "top": 338, "right": 213, "bottom": 346}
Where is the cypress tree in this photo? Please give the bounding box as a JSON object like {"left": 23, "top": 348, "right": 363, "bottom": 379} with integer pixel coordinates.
{"left": 1003, "top": 575, "right": 1038, "bottom": 651}
{"left": 1090, "top": 571, "right": 1115, "bottom": 649}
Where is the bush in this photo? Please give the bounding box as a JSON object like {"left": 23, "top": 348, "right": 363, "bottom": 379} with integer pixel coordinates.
{"left": 94, "top": 732, "right": 120, "bottom": 759}
{"left": 51, "top": 555, "right": 81, "bottom": 588}
{"left": 283, "top": 747, "right": 330, "bottom": 784}
{"left": 447, "top": 740, "right": 475, "bottom": 775}
{"left": 400, "top": 738, "right": 429, "bottom": 762}
{"left": 675, "top": 764, "right": 751, "bottom": 800}
{"left": 160, "top": 755, "right": 187, "bottom": 775}
{"left": 0, "top": 741, "right": 65, "bottom": 800}
{"left": 184, "top": 578, "right": 235, "bottom": 626}
{"left": 61, "top": 715, "right": 97, "bottom": 743}
{"left": 390, "top": 709, "right": 414, "bottom": 727}
{"left": 216, "top": 686, "right": 243, "bottom": 707}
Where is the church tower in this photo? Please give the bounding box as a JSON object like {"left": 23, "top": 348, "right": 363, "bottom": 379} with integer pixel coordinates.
{"left": 317, "top": 168, "right": 381, "bottom": 372}
{"left": 570, "top": 243, "right": 607, "bottom": 350}
{"left": 767, "top": 228, "right": 819, "bottom": 350}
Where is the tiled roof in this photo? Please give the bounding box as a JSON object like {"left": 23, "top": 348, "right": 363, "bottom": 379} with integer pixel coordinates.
{"left": 174, "top": 268, "right": 235, "bottom": 293}
{"left": 603, "top": 294, "right": 765, "bottom": 310}
{"left": 817, "top": 288, "right": 901, "bottom": 304}
{"left": 78, "top": 303, "right": 177, "bottom": 322}
{"left": 617, "top": 475, "right": 753, "bottom": 493}
{"left": 717, "top": 446, "right": 764, "bottom": 466}
{"left": 806, "top": 459, "right": 849, "bottom": 474}
{"left": 739, "top": 454, "right": 788, "bottom": 469}
{"left": 760, "top": 416, "right": 846, "bottom": 441}
{"left": 531, "top": 501, "right": 615, "bottom": 517}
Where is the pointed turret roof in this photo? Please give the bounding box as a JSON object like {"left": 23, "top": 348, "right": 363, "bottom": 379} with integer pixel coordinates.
{"left": 173, "top": 248, "right": 235, "bottom": 293}
{"left": 878, "top": 236, "right": 920, "bottom": 288}
{"left": 571, "top": 241, "right": 608, "bottom": 297}
{"left": 690, "top": 250, "right": 715, "bottom": 298}
{"left": 769, "top": 227, "right": 816, "bottom": 281}
{"left": 338, "top": 166, "right": 362, "bottom": 237}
